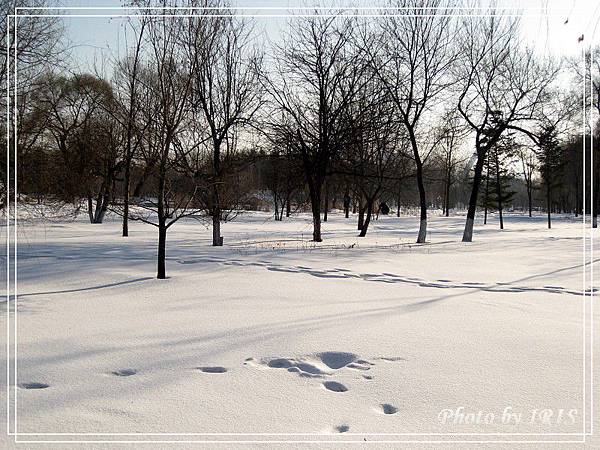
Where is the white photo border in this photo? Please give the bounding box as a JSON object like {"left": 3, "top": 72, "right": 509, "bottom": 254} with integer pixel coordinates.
{"left": 5, "top": 4, "right": 595, "bottom": 445}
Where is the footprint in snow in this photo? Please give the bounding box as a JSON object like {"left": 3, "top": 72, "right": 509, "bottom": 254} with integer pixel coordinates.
{"left": 19, "top": 382, "right": 49, "bottom": 390}
{"left": 378, "top": 403, "right": 398, "bottom": 415}
{"left": 111, "top": 369, "right": 137, "bottom": 377}
{"left": 197, "top": 366, "right": 227, "bottom": 373}
{"left": 319, "top": 351, "right": 361, "bottom": 369}
{"left": 258, "top": 352, "right": 369, "bottom": 377}
{"left": 323, "top": 381, "right": 348, "bottom": 392}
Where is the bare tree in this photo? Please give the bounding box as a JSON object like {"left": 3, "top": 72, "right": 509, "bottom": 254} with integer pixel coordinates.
{"left": 436, "top": 109, "right": 468, "bottom": 217}
{"left": 1, "top": 1, "right": 63, "bottom": 88}
{"left": 181, "top": 5, "right": 263, "bottom": 246}
{"left": 365, "top": 0, "right": 454, "bottom": 243}
{"left": 517, "top": 144, "right": 536, "bottom": 217}
{"left": 455, "top": 10, "right": 557, "bottom": 241}
{"left": 340, "top": 71, "right": 404, "bottom": 237}
{"left": 264, "top": 14, "right": 366, "bottom": 242}
{"left": 41, "top": 73, "right": 120, "bottom": 222}
{"left": 258, "top": 130, "right": 304, "bottom": 221}
{"left": 131, "top": 10, "right": 198, "bottom": 279}
{"left": 511, "top": 90, "right": 577, "bottom": 227}
{"left": 2, "top": 0, "right": 64, "bottom": 207}
{"left": 112, "top": 16, "right": 149, "bottom": 237}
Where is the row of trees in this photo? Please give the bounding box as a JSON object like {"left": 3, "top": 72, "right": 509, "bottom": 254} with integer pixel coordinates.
{"left": 5, "top": 1, "right": 599, "bottom": 279}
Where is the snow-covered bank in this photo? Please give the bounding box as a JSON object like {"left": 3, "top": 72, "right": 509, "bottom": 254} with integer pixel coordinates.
{"left": 1, "top": 212, "right": 598, "bottom": 448}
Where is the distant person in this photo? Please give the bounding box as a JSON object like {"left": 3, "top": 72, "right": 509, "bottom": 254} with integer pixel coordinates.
{"left": 379, "top": 202, "right": 390, "bottom": 215}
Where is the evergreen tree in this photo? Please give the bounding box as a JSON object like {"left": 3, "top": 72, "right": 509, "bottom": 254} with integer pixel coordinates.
{"left": 479, "top": 134, "right": 517, "bottom": 229}
{"left": 535, "top": 124, "right": 564, "bottom": 229}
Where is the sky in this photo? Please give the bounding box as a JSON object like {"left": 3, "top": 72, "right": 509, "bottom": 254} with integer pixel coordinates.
{"left": 12, "top": 0, "right": 600, "bottom": 73}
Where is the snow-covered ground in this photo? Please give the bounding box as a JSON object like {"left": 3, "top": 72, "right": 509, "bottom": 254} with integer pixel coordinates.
{"left": 1, "top": 211, "right": 598, "bottom": 448}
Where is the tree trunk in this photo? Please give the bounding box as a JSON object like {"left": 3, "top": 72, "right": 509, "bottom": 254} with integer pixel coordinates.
{"left": 311, "top": 199, "right": 322, "bottom": 242}
{"left": 574, "top": 176, "right": 579, "bottom": 217}
{"left": 274, "top": 193, "right": 280, "bottom": 221}
{"left": 323, "top": 181, "right": 329, "bottom": 222}
{"left": 408, "top": 129, "right": 427, "bottom": 243}
{"left": 87, "top": 195, "right": 94, "bottom": 223}
{"left": 91, "top": 188, "right": 102, "bottom": 223}
{"left": 357, "top": 198, "right": 365, "bottom": 230}
{"left": 415, "top": 160, "right": 427, "bottom": 243}
{"left": 359, "top": 200, "right": 373, "bottom": 237}
{"left": 157, "top": 222, "right": 166, "bottom": 279}
{"left": 157, "top": 159, "right": 167, "bottom": 279}
{"left": 96, "top": 206, "right": 107, "bottom": 224}
{"left": 97, "top": 185, "right": 111, "bottom": 224}
{"left": 462, "top": 151, "right": 486, "bottom": 242}
{"left": 590, "top": 160, "right": 600, "bottom": 228}
{"left": 211, "top": 136, "right": 223, "bottom": 246}
{"left": 483, "top": 158, "right": 489, "bottom": 226}
{"left": 495, "top": 154, "right": 503, "bottom": 230}
{"left": 547, "top": 183, "right": 552, "bottom": 229}
{"left": 593, "top": 166, "right": 599, "bottom": 227}
{"left": 483, "top": 202, "right": 488, "bottom": 224}
{"left": 212, "top": 212, "right": 223, "bottom": 246}
{"left": 527, "top": 183, "right": 532, "bottom": 218}
{"left": 132, "top": 161, "right": 155, "bottom": 197}
{"left": 285, "top": 191, "right": 291, "bottom": 217}
{"left": 122, "top": 164, "right": 130, "bottom": 236}
{"left": 344, "top": 185, "right": 350, "bottom": 218}
{"left": 306, "top": 176, "right": 323, "bottom": 242}
{"left": 498, "top": 202, "right": 503, "bottom": 229}
{"left": 444, "top": 166, "right": 451, "bottom": 217}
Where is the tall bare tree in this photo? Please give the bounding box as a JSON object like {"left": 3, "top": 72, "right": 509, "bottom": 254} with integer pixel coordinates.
{"left": 436, "top": 109, "right": 468, "bottom": 217}
{"left": 340, "top": 71, "right": 404, "bottom": 237}
{"left": 365, "top": 0, "right": 454, "bottom": 243}
{"left": 131, "top": 10, "right": 198, "bottom": 279}
{"left": 113, "top": 16, "right": 148, "bottom": 237}
{"left": 182, "top": 5, "right": 263, "bottom": 246}
{"left": 2, "top": 0, "right": 64, "bottom": 207}
{"left": 264, "top": 14, "right": 366, "bottom": 242}
{"left": 455, "top": 10, "right": 557, "bottom": 241}
{"left": 517, "top": 144, "right": 537, "bottom": 217}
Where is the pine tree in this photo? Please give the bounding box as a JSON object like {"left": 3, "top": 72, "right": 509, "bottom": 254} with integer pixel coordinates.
{"left": 479, "top": 134, "right": 517, "bottom": 229}
{"left": 535, "top": 124, "right": 563, "bottom": 229}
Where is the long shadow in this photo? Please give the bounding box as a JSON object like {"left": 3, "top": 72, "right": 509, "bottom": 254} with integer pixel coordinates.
{"left": 205, "top": 257, "right": 599, "bottom": 297}
{"left": 3, "top": 277, "right": 154, "bottom": 302}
